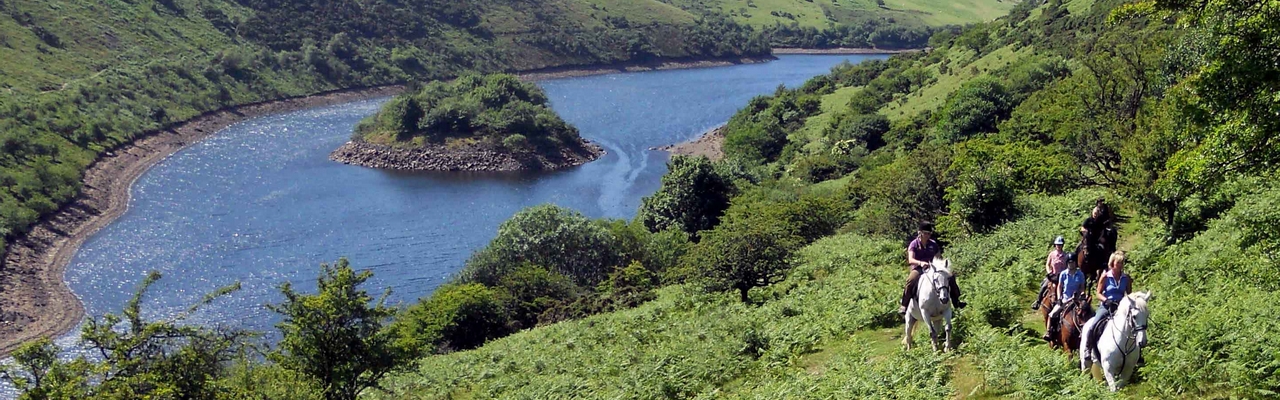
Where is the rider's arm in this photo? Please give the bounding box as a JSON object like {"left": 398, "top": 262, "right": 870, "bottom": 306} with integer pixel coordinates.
{"left": 1124, "top": 276, "right": 1133, "bottom": 295}
{"left": 1045, "top": 252, "right": 1053, "bottom": 275}
{"left": 907, "top": 246, "right": 923, "bottom": 268}
{"left": 1095, "top": 277, "right": 1107, "bottom": 302}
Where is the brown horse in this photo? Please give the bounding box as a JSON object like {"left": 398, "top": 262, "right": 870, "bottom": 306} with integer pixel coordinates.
{"left": 1051, "top": 294, "right": 1095, "bottom": 354}
{"left": 1039, "top": 279, "right": 1058, "bottom": 342}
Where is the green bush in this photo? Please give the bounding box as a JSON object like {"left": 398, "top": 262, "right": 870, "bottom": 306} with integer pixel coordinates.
{"left": 493, "top": 263, "right": 578, "bottom": 330}
{"left": 638, "top": 155, "right": 735, "bottom": 237}
{"left": 934, "top": 76, "right": 1011, "bottom": 142}
{"left": 395, "top": 283, "right": 511, "bottom": 353}
{"left": 682, "top": 214, "right": 803, "bottom": 303}
{"left": 461, "top": 204, "right": 623, "bottom": 286}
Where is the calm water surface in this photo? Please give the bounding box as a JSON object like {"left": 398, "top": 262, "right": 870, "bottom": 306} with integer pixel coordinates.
{"left": 62, "top": 55, "right": 886, "bottom": 335}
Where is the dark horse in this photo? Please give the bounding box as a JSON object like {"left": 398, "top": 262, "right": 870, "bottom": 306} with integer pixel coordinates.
{"left": 1076, "top": 226, "right": 1116, "bottom": 282}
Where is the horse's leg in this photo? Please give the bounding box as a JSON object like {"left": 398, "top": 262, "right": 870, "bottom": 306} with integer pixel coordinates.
{"left": 943, "top": 309, "right": 953, "bottom": 352}
{"left": 1118, "top": 349, "right": 1139, "bottom": 390}
{"left": 903, "top": 307, "right": 915, "bottom": 350}
{"left": 1103, "top": 353, "right": 1120, "bottom": 392}
{"left": 926, "top": 317, "right": 940, "bottom": 352}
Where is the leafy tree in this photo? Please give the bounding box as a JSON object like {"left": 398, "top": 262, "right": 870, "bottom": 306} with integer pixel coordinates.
{"left": 682, "top": 213, "right": 802, "bottom": 303}
{"left": 827, "top": 112, "right": 889, "bottom": 150}
{"left": 269, "top": 258, "right": 407, "bottom": 400}
{"left": 462, "top": 204, "right": 622, "bottom": 286}
{"left": 935, "top": 76, "right": 1011, "bottom": 142}
{"left": 394, "top": 283, "right": 511, "bottom": 352}
{"left": 638, "top": 155, "right": 735, "bottom": 237}
{"left": 494, "top": 263, "right": 577, "bottom": 329}
{"left": 1142, "top": 0, "right": 1280, "bottom": 235}
{"left": 3, "top": 339, "right": 91, "bottom": 399}
{"left": 4, "top": 272, "right": 247, "bottom": 400}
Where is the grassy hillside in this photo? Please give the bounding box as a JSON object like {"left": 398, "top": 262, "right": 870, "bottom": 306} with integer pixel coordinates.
{"left": 366, "top": 0, "right": 1280, "bottom": 396}
{"left": 374, "top": 190, "right": 1118, "bottom": 398}
{"left": 669, "top": 0, "right": 1014, "bottom": 29}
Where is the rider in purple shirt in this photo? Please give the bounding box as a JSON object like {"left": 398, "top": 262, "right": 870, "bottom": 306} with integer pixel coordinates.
{"left": 899, "top": 221, "right": 966, "bottom": 314}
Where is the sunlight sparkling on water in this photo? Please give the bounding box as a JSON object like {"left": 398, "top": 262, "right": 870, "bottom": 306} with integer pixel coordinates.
{"left": 53, "top": 54, "right": 887, "bottom": 345}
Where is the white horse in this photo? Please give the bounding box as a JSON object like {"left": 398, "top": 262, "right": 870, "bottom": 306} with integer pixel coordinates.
{"left": 904, "top": 258, "right": 954, "bottom": 352}
{"left": 1080, "top": 291, "right": 1152, "bottom": 392}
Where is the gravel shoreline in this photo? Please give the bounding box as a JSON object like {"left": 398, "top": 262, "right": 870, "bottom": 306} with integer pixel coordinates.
{"left": 330, "top": 139, "right": 605, "bottom": 172}
{"left": 0, "top": 55, "right": 774, "bottom": 356}
{"left": 651, "top": 125, "right": 726, "bottom": 161}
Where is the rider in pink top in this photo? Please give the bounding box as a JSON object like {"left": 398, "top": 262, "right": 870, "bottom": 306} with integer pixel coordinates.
{"left": 1032, "top": 236, "right": 1069, "bottom": 310}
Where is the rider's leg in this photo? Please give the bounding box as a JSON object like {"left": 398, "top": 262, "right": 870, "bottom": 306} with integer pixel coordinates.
{"left": 899, "top": 268, "right": 922, "bottom": 314}
{"left": 1044, "top": 304, "right": 1064, "bottom": 340}
{"left": 947, "top": 276, "right": 966, "bottom": 308}
{"left": 1080, "top": 304, "right": 1111, "bottom": 361}
{"left": 1032, "top": 278, "right": 1048, "bottom": 309}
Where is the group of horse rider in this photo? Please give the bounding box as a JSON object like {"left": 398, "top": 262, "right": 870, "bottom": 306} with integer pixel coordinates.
{"left": 898, "top": 198, "right": 1131, "bottom": 361}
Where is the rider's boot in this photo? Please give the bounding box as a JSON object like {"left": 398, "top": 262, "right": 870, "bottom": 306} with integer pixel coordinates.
{"left": 1031, "top": 280, "right": 1047, "bottom": 310}
{"left": 948, "top": 276, "right": 967, "bottom": 309}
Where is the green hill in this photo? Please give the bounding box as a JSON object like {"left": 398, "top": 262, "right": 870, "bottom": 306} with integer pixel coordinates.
{"left": 0, "top": 0, "right": 1022, "bottom": 254}
{"left": 368, "top": 0, "right": 1280, "bottom": 396}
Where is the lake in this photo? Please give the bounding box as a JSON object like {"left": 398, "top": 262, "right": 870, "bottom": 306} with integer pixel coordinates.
{"left": 61, "top": 54, "right": 887, "bottom": 336}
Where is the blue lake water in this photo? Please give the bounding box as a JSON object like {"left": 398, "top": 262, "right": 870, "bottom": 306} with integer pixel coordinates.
{"left": 61, "top": 54, "right": 886, "bottom": 335}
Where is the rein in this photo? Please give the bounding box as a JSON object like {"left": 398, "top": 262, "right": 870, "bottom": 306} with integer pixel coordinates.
{"left": 1108, "top": 302, "right": 1146, "bottom": 365}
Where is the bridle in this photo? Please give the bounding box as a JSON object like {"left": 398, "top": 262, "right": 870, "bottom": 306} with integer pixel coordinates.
{"left": 1108, "top": 300, "right": 1148, "bottom": 365}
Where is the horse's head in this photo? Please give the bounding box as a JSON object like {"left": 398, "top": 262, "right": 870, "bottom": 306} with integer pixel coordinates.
{"left": 1125, "top": 291, "right": 1152, "bottom": 348}
{"left": 927, "top": 258, "right": 953, "bottom": 305}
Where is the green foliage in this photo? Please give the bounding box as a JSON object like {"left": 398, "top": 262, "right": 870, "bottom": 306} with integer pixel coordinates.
{"left": 4, "top": 272, "right": 249, "bottom": 400}
{"left": 682, "top": 208, "right": 803, "bottom": 303}
{"left": 845, "top": 145, "right": 953, "bottom": 238}
{"left": 462, "top": 204, "right": 623, "bottom": 286}
{"left": 493, "top": 263, "right": 577, "bottom": 329}
{"left": 395, "top": 283, "right": 512, "bottom": 353}
{"left": 1153, "top": 0, "right": 1280, "bottom": 211}
{"left": 358, "top": 74, "right": 579, "bottom": 148}
{"left": 723, "top": 91, "right": 822, "bottom": 164}
{"left": 638, "top": 156, "right": 736, "bottom": 237}
{"left": 269, "top": 258, "right": 407, "bottom": 400}
{"left": 934, "top": 76, "right": 1011, "bottom": 142}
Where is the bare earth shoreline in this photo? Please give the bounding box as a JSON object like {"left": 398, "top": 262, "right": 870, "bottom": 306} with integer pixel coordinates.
{"left": 652, "top": 125, "right": 726, "bottom": 161}
{"left": 0, "top": 55, "right": 774, "bottom": 356}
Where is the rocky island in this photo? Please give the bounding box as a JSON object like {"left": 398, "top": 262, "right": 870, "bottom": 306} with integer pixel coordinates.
{"left": 331, "top": 74, "right": 603, "bottom": 171}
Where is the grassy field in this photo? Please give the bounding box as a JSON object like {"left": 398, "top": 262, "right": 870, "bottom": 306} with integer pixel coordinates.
{"left": 880, "top": 44, "right": 1035, "bottom": 119}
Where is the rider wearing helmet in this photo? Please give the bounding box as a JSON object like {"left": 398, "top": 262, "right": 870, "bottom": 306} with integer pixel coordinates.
{"left": 1032, "top": 236, "right": 1069, "bottom": 310}
{"left": 1044, "top": 252, "right": 1087, "bottom": 341}
{"left": 899, "top": 221, "right": 966, "bottom": 314}
{"left": 1080, "top": 251, "right": 1133, "bottom": 361}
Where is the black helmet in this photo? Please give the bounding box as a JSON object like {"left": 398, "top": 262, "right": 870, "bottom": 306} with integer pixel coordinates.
{"left": 1064, "top": 252, "right": 1077, "bottom": 263}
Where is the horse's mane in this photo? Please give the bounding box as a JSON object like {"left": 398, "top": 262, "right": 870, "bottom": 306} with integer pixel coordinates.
{"left": 1118, "top": 291, "right": 1152, "bottom": 319}
{"left": 929, "top": 258, "right": 953, "bottom": 277}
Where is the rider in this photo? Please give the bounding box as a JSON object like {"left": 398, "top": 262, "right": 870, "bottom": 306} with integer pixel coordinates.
{"left": 1080, "top": 198, "right": 1114, "bottom": 249}
{"left": 1044, "top": 252, "right": 1087, "bottom": 341}
{"left": 899, "top": 221, "right": 966, "bottom": 314}
{"left": 1080, "top": 251, "right": 1133, "bottom": 361}
{"left": 1032, "top": 236, "right": 1069, "bottom": 310}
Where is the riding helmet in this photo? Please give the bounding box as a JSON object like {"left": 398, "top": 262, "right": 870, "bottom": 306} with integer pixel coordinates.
{"left": 1054, "top": 236, "right": 1065, "bottom": 245}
